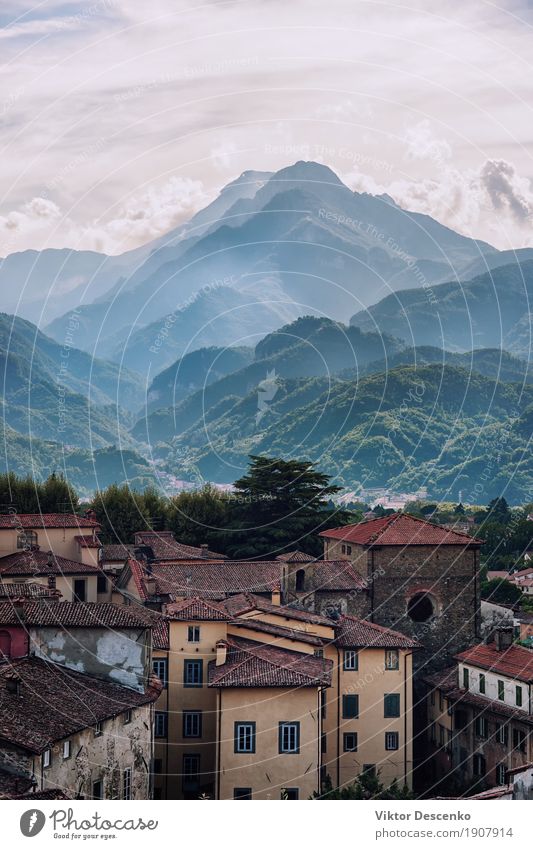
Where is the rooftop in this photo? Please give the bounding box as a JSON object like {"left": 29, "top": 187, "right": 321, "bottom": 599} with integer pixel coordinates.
{"left": 74, "top": 535, "right": 101, "bottom": 549}
{"left": 208, "top": 636, "right": 332, "bottom": 688}
{"left": 0, "top": 582, "right": 61, "bottom": 600}
{"left": 0, "top": 601, "right": 164, "bottom": 630}
{"left": 0, "top": 550, "right": 101, "bottom": 576}
{"left": 101, "top": 544, "right": 132, "bottom": 562}
{"left": 319, "top": 513, "right": 481, "bottom": 547}
{"left": 425, "top": 666, "right": 533, "bottom": 725}
{"left": 456, "top": 642, "right": 533, "bottom": 683}
{"left": 133, "top": 531, "right": 226, "bottom": 562}
{"left": 0, "top": 656, "right": 162, "bottom": 753}
{"left": 0, "top": 513, "right": 99, "bottom": 530}
{"left": 228, "top": 618, "right": 327, "bottom": 647}
{"left": 275, "top": 550, "right": 315, "bottom": 563}
{"left": 313, "top": 560, "right": 367, "bottom": 591}
{"left": 220, "top": 593, "right": 334, "bottom": 626}
{"left": 335, "top": 615, "right": 421, "bottom": 649}
{"left": 165, "top": 597, "right": 231, "bottom": 621}
{"left": 128, "top": 559, "right": 281, "bottom": 600}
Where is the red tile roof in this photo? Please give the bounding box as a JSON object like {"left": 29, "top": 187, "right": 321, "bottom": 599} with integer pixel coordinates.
{"left": 208, "top": 636, "right": 332, "bottom": 688}
{"left": 220, "top": 593, "right": 335, "bottom": 626}
{"left": 228, "top": 619, "right": 326, "bottom": 647}
{"left": 313, "top": 560, "right": 367, "bottom": 591}
{"left": 335, "top": 615, "right": 421, "bottom": 649}
{"left": 133, "top": 531, "right": 226, "bottom": 561}
{"left": 165, "top": 597, "right": 231, "bottom": 621}
{"left": 0, "top": 601, "right": 164, "bottom": 630}
{"left": 0, "top": 657, "right": 162, "bottom": 752}
{"left": 456, "top": 642, "right": 533, "bottom": 683}
{"left": 319, "top": 513, "right": 481, "bottom": 546}
{"left": 0, "top": 551, "right": 101, "bottom": 576}
{"left": 0, "top": 582, "right": 61, "bottom": 600}
{"left": 101, "top": 544, "right": 132, "bottom": 562}
{"left": 275, "top": 551, "right": 315, "bottom": 563}
{"left": 0, "top": 513, "right": 99, "bottom": 529}
{"left": 424, "top": 666, "right": 533, "bottom": 725}
{"left": 131, "top": 560, "right": 281, "bottom": 600}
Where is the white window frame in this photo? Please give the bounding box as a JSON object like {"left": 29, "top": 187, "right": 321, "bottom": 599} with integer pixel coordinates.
{"left": 385, "top": 731, "right": 399, "bottom": 751}
{"left": 43, "top": 748, "right": 51, "bottom": 768}
{"left": 343, "top": 649, "right": 358, "bottom": 671}
{"left": 62, "top": 740, "right": 71, "bottom": 759}
{"left": 385, "top": 649, "right": 399, "bottom": 670}
{"left": 123, "top": 767, "right": 132, "bottom": 800}
{"left": 188, "top": 625, "right": 200, "bottom": 643}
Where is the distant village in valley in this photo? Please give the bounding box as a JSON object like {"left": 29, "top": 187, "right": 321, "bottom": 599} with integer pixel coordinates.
{"left": 1, "top": 460, "right": 533, "bottom": 801}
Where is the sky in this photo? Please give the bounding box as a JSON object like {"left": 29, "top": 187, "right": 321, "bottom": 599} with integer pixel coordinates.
{"left": 1, "top": 0, "right": 533, "bottom": 255}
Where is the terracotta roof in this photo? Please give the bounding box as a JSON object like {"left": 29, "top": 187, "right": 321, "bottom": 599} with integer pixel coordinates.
{"left": 220, "top": 593, "right": 334, "bottom": 626}
{"left": 456, "top": 642, "right": 533, "bottom": 683}
{"left": 132, "top": 560, "right": 281, "bottom": 600}
{"left": 0, "top": 601, "right": 164, "bottom": 630}
{"left": 228, "top": 619, "right": 326, "bottom": 647}
{"left": 319, "top": 513, "right": 481, "bottom": 546}
{"left": 74, "top": 535, "right": 101, "bottom": 549}
{"left": 275, "top": 551, "right": 315, "bottom": 563}
{"left": 335, "top": 615, "right": 421, "bottom": 649}
{"left": 133, "top": 531, "right": 226, "bottom": 561}
{"left": 510, "top": 568, "right": 533, "bottom": 579}
{"left": 0, "top": 582, "right": 61, "bottom": 599}
{"left": 313, "top": 560, "right": 367, "bottom": 591}
{"left": 208, "top": 636, "right": 332, "bottom": 688}
{"left": 487, "top": 571, "right": 512, "bottom": 581}
{"left": 17, "top": 788, "right": 71, "bottom": 800}
{"left": 165, "top": 597, "right": 231, "bottom": 621}
{"left": 0, "top": 513, "right": 99, "bottom": 529}
{"left": 0, "top": 550, "right": 100, "bottom": 576}
{"left": 101, "top": 544, "right": 132, "bottom": 562}
{"left": 0, "top": 657, "right": 162, "bottom": 752}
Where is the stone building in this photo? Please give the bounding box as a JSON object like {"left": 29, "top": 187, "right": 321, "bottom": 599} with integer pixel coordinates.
{"left": 317, "top": 513, "right": 482, "bottom": 673}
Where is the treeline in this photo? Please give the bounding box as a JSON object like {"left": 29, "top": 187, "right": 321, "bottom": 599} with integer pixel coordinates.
{"left": 0, "top": 457, "right": 354, "bottom": 559}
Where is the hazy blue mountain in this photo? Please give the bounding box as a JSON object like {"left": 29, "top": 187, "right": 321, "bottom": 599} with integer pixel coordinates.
{"left": 350, "top": 260, "right": 533, "bottom": 355}
{"left": 0, "top": 313, "right": 144, "bottom": 411}
{"left": 147, "top": 345, "right": 254, "bottom": 411}
{"left": 148, "top": 362, "right": 533, "bottom": 502}
{"left": 45, "top": 161, "right": 498, "bottom": 367}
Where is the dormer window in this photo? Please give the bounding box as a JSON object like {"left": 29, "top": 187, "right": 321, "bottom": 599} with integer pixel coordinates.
{"left": 17, "top": 531, "right": 37, "bottom": 549}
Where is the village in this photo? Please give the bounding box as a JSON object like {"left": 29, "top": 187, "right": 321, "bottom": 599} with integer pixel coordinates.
{"left": 1, "top": 504, "right": 533, "bottom": 801}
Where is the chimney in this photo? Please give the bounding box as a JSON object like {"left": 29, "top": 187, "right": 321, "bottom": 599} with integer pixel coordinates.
{"left": 85, "top": 509, "right": 97, "bottom": 522}
{"left": 5, "top": 671, "right": 21, "bottom": 696}
{"left": 144, "top": 577, "right": 157, "bottom": 597}
{"left": 271, "top": 584, "right": 281, "bottom": 606}
{"left": 216, "top": 640, "right": 228, "bottom": 666}
{"left": 47, "top": 574, "right": 56, "bottom": 590}
{"left": 494, "top": 627, "right": 514, "bottom": 652}
{"left": 200, "top": 544, "right": 209, "bottom": 559}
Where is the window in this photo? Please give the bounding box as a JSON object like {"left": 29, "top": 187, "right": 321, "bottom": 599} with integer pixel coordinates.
{"left": 320, "top": 690, "right": 327, "bottom": 719}
{"left": 183, "top": 754, "right": 200, "bottom": 781}
{"left": 153, "top": 759, "right": 162, "bottom": 774}
{"left": 496, "top": 723, "right": 509, "bottom": 745}
{"left": 513, "top": 728, "right": 526, "bottom": 753}
{"left": 473, "top": 754, "right": 486, "bottom": 777}
{"left": 73, "top": 579, "right": 86, "bottom": 602}
{"left": 154, "top": 712, "right": 168, "bottom": 738}
{"left": 92, "top": 780, "right": 103, "bottom": 799}
{"left": 407, "top": 592, "right": 434, "bottom": 623}
{"left": 184, "top": 711, "right": 202, "bottom": 738}
{"left": 346, "top": 545, "right": 352, "bottom": 555}
{"left": 187, "top": 625, "right": 200, "bottom": 643}
{"left": 123, "top": 768, "right": 132, "bottom": 800}
{"left": 498, "top": 680, "right": 505, "bottom": 701}
{"left": 343, "top": 649, "right": 358, "bottom": 671}
{"left": 385, "top": 649, "right": 399, "bottom": 670}
{"left": 279, "top": 722, "right": 300, "bottom": 754}
{"left": 314, "top": 649, "right": 324, "bottom": 658}
{"left": 123, "top": 709, "right": 132, "bottom": 725}
{"left": 454, "top": 709, "right": 468, "bottom": 730}
{"left": 94, "top": 720, "right": 103, "bottom": 737}
{"left": 385, "top": 732, "right": 399, "bottom": 751}
{"left": 233, "top": 788, "right": 252, "bottom": 800}
{"left": 479, "top": 673, "right": 486, "bottom": 694}
{"left": 43, "top": 748, "right": 51, "bottom": 768}
{"left": 17, "top": 531, "right": 37, "bottom": 549}
{"left": 153, "top": 658, "right": 167, "bottom": 688}
{"left": 97, "top": 574, "right": 107, "bottom": 594}
{"left": 342, "top": 694, "right": 359, "bottom": 718}
{"left": 184, "top": 659, "right": 203, "bottom": 687}
{"left": 343, "top": 732, "right": 358, "bottom": 752}
{"left": 295, "top": 569, "right": 305, "bottom": 592}
{"left": 384, "top": 694, "right": 400, "bottom": 717}
{"left": 341, "top": 544, "right": 346, "bottom": 554}
{"left": 496, "top": 763, "right": 507, "bottom": 786}
{"left": 475, "top": 715, "right": 488, "bottom": 738}
{"left": 281, "top": 788, "right": 299, "bottom": 800}
{"left": 62, "top": 740, "right": 71, "bottom": 759}
{"left": 516, "top": 686, "right": 523, "bottom": 707}
{"left": 234, "top": 722, "right": 255, "bottom": 753}
{"left": 463, "top": 668, "right": 469, "bottom": 689}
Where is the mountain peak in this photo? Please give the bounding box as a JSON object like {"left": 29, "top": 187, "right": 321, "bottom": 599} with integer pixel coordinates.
{"left": 268, "top": 160, "right": 344, "bottom": 186}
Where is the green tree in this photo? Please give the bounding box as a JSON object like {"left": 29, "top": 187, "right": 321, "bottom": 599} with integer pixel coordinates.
{"left": 486, "top": 497, "right": 512, "bottom": 525}
{"left": 167, "top": 485, "right": 232, "bottom": 550}
{"left": 222, "top": 455, "right": 349, "bottom": 558}
{"left": 0, "top": 471, "right": 79, "bottom": 514}
{"left": 90, "top": 484, "right": 152, "bottom": 543}
{"left": 481, "top": 578, "right": 522, "bottom": 605}
{"left": 312, "top": 772, "right": 414, "bottom": 800}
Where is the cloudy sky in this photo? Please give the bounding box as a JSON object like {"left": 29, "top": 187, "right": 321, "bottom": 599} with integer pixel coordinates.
{"left": 1, "top": 0, "right": 533, "bottom": 255}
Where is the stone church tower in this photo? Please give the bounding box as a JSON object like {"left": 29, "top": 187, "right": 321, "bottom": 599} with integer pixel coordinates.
{"left": 318, "top": 513, "right": 482, "bottom": 673}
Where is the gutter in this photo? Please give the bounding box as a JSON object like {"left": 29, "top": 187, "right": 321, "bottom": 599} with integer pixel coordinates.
{"left": 337, "top": 646, "right": 341, "bottom": 789}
